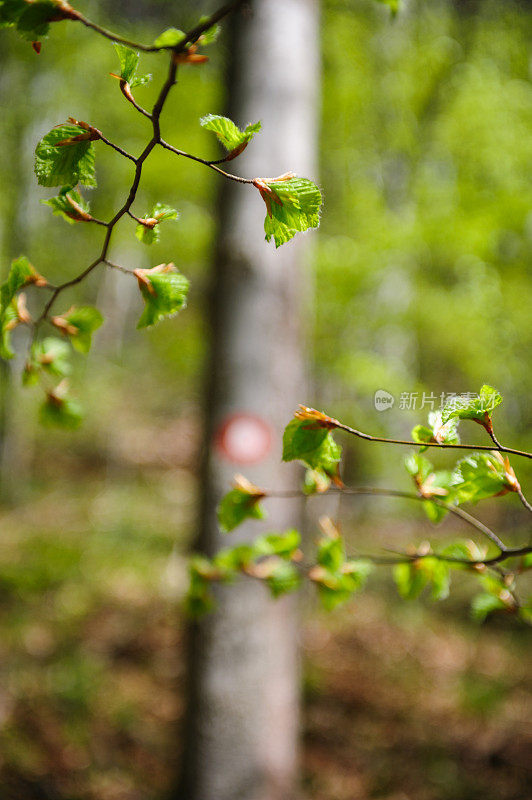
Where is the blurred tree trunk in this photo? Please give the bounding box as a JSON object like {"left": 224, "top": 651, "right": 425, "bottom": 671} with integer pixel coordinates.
{"left": 176, "top": 2, "right": 320, "bottom": 799}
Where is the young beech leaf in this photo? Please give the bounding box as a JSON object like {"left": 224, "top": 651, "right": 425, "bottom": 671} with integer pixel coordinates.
{"left": 309, "top": 518, "right": 372, "bottom": 610}
{"left": 1, "top": 255, "right": 46, "bottom": 314}
{"left": 114, "top": 43, "right": 139, "bottom": 83}
{"left": 52, "top": 306, "right": 103, "bottom": 353}
{"left": 134, "top": 263, "right": 189, "bottom": 329}
{"left": 112, "top": 43, "right": 151, "bottom": 89}
{"left": 0, "top": 298, "right": 19, "bottom": 359}
{"left": 442, "top": 384, "right": 502, "bottom": 431}
{"left": 264, "top": 560, "right": 300, "bottom": 598}
{"left": 197, "top": 15, "right": 220, "bottom": 45}
{"left": 40, "top": 382, "right": 84, "bottom": 430}
{"left": 404, "top": 453, "right": 456, "bottom": 522}
{"left": 217, "top": 475, "right": 266, "bottom": 533}
{"left": 154, "top": 28, "right": 186, "bottom": 48}
{"left": 470, "top": 593, "right": 508, "bottom": 622}
{"left": 35, "top": 123, "right": 97, "bottom": 188}
{"left": 135, "top": 203, "right": 179, "bottom": 245}
{"left": 412, "top": 411, "right": 460, "bottom": 451}
{"left": 254, "top": 174, "right": 322, "bottom": 248}
{"left": 450, "top": 451, "right": 519, "bottom": 504}
{"left": 253, "top": 529, "right": 301, "bottom": 560}
{"left": 42, "top": 187, "right": 92, "bottom": 224}
{"left": 200, "top": 114, "right": 261, "bottom": 159}
{"left": 283, "top": 407, "right": 342, "bottom": 482}
{"left": 304, "top": 467, "right": 331, "bottom": 495}
{"left": 24, "top": 336, "right": 71, "bottom": 385}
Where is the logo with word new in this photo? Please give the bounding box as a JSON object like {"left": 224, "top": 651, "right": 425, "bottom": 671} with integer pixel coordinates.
{"left": 374, "top": 389, "right": 395, "bottom": 411}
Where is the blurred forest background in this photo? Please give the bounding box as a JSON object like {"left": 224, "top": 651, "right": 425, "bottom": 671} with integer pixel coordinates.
{"left": 0, "top": 0, "right": 531, "bottom": 798}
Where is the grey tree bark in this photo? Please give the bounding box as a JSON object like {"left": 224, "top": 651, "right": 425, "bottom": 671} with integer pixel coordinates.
{"left": 177, "top": 2, "right": 320, "bottom": 799}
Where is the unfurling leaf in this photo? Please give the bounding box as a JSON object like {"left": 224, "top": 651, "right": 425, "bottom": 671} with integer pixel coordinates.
{"left": 42, "top": 187, "right": 92, "bottom": 224}
{"left": 471, "top": 592, "right": 509, "bottom": 622}
{"left": 412, "top": 411, "right": 460, "bottom": 451}
{"left": 35, "top": 122, "right": 97, "bottom": 187}
{"left": 135, "top": 203, "right": 179, "bottom": 245}
{"left": 217, "top": 474, "right": 266, "bottom": 533}
{"left": 154, "top": 27, "right": 186, "bottom": 48}
{"left": 24, "top": 336, "right": 71, "bottom": 385}
{"left": 404, "top": 452, "right": 456, "bottom": 522}
{"left": 52, "top": 306, "right": 103, "bottom": 353}
{"left": 111, "top": 43, "right": 151, "bottom": 90}
{"left": 40, "top": 381, "right": 84, "bottom": 429}
{"left": 1, "top": 255, "right": 46, "bottom": 314}
{"left": 253, "top": 529, "right": 301, "bottom": 560}
{"left": 283, "top": 410, "right": 342, "bottom": 484}
{"left": 309, "top": 517, "right": 372, "bottom": 609}
{"left": 200, "top": 114, "right": 261, "bottom": 159}
{"left": 394, "top": 557, "right": 450, "bottom": 601}
{"left": 134, "top": 263, "right": 189, "bottom": 329}
{"left": 196, "top": 15, "right": 220, "bottom": 45}
{"left": 441, "top": 384, "right": 502, "bottom": 434}
{"left": 450, "top": 451, "right": 519, "bottom": 503}
{"left": 254, "top": 175, "right": 322, "bottom": 248}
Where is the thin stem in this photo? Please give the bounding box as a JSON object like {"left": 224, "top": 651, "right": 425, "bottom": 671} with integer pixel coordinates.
{"left": 517, "top": 486, "right": 532, "bottom": 514}
{"left": 334, "top": 420, "right": 532, "bottom": 460}
{"left": 103, "top": 259, "right": 135, "bottom": 276}
{"left": 159, "top": 140, "right": 255, "bottom": 184}
{"left": 98, "top": 133, "right": 137, "bottom": 163}
{"left": 69, "top": 1, "right": 246, "bottom": 53}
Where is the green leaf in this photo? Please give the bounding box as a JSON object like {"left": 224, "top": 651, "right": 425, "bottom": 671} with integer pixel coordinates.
{"left": 1, "top": 255, "right": 44, "bottom": 314}
{"left": 40, "top": 392, "right": 84, "bottom": 430}
{"left": 259, "top": 176, "right": 322, "bottom": 248}
{"left": 404, "top": 451, "right": 433, "bottom": 483}
{"left": 214, "top": 545, "right": 255, "bottom": 572}
{"left": 471, "top": 593, "right": 506, "bottom": 622}
{"left": 394, "top": 562, "right": 429, "bottom": 600}
{"left": 54, "top": 306, "right": 103, "bottom": 354}
{"left": 135, "top": 203, "right": 179, "bottom": 246}
{"left": 42, "top": 187, "right": 91, "bottom": 224}
{"left": 24, "top": 336, "right": 71, "bottom": 385}
{"left": 314, "top": 563, "right": 371, "bottom": 610}
{"left": 412, "top": 411, "right": 460, "bottom": 451}
{"left": 217, "top": 476, "right": 266, "bottom": 533}
{"left": 265, "top": 561, "right": 301, "bottom": 598}
{"left": 114, "top": 43, "right": 139, "bottom": 82}
{"left": 441, "top": 385, "right": 502, "bottom": 426}
{"left": 0, "top": 0, "right": 25, "bottom": 27}
{"left": 154, "top": 27, "right": 186, "bottom": 48}
{"left": 450, "top": 452, "right": 516, "bottom": 504}
{"left": 113, "top": 43, "right": 151, "bottom": 88}
{"left": 317, "top": 531, "right": 345, "bottom": 573}
{"left": 135, "top": 264, "right": 189, "bottom": 329}
{"left": 197, "top": 15, "right": 220, "bottom": 45}
{"left": 303, "top": 467, "right": 331, "bottom": 495}
{"left": 0, "top": 298, "right": 18, "bottom": 360}
{"left": 253, "top": 529, "right": 301, "bottom": 560}
{"left": 35, "top": 123, "right": 97, "bottom": 188}
{"left": 282, "top": 415, "right": 341, "bottom": 480}
{"left": 200, "top": 114, "right": 261, "bottom": 155}
{"left": 9, "top": 0, "right": 63, "bottom": 40}
{"left": 440, "top": 540, "right": 487, "bottom": 564}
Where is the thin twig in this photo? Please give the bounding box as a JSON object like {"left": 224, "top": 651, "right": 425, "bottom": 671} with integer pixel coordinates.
{"left": 159, "top": 139, "right": 255, "bottom": 185}
{"left": 333, "top": 420, "right": 532, "bottom": 460}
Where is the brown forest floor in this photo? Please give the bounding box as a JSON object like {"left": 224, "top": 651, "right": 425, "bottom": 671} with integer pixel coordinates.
{"left": 0, "top": 468, "right": 530, "bottom": 800}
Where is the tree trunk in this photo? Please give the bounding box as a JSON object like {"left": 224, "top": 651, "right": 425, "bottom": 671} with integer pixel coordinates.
{"left": 177, "top": 2, "right": 320, "bottom": 799}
